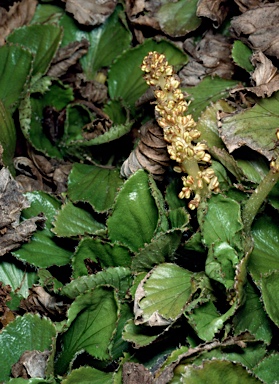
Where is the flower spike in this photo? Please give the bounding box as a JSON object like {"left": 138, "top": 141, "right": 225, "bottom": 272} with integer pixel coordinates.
{"left": 141, "top": 51, "right": 220, "bottom": 209}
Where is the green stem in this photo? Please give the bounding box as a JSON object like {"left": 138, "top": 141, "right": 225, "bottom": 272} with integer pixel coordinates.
{"left": 181, "top": 158, "right": 209, "bottom": 197}
{"left": 181, "top": 158, "right": 200, "bottom": 180}
{"left": 242, "top": 168, "right": 279, "bottom": 232}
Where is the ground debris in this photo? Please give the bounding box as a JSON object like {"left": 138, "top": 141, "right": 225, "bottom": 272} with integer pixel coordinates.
{"left": 0, "top": 167, "right": 44, "bottom": 256}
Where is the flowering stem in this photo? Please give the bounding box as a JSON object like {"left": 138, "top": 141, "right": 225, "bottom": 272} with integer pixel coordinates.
{"left": 242, "top": 167, "right": 279, "bottom": 232}
{"left": 141, "top": 52, "right": 219, "bottom": 209}
{"left": 181, "top": 158, "right": 200, "bottom": 179}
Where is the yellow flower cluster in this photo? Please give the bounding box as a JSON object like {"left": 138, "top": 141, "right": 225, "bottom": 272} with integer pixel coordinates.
{"left": 141, "top": 51, "right": 219, "bottom": 209}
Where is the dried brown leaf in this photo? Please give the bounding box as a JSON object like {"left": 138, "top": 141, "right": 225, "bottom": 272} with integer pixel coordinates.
{"left": 234, "top": 0, "right": 263, "bottom": 13}
{"left": 0, "top": 282, "right": 14, "bottom": 329}
{"left": 197, "top": 0, "right": 229, "bottom": 27}
{"left": 180, "top": 31, "right": 234, "bottom": 86}
{"left": 123, "top": 362, "right": 154, "bottom": 384}
{"left": 231, "top": 3, "right": 279, "bottom": 59}
{"left": 14, "top": 157, "right": 44, "bottom": 190}
{"left": 76, "top": 74, "right": 108, "bottom": 103}
{"left": 14, "top": 151, "right": 72, "bottom": 193}
{"left": 63, "top": 0, "right": 117, "bottom": 26}
{"left": 0, "top": 0, "right": 37, "bottom": 45}
{"left": 12, "top": 350, "right": 50, "bottom": 379}
{"left": 0, "top": 167, "right": 45, "bottom": 256}
{"left": 20, "top": 286, "right": 68, "bottom": 318}
{"left": 121, "top": 120, "right": 169, "bottom": 181}
{"left": 0, "top": 167, "right": 31, "bottom": 229}
{"left": 125, "top": 0, "right": 161, "bottom": 30}
{"left": 231, "top": 51, "right": 279, "bottom": 97}
{"left": 47, "top": 39, "right": 89, "bottom": 78}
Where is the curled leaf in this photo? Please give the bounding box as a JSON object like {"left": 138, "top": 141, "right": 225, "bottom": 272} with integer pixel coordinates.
{"left": 219, "top": 91, "right": 279, "bottom": 161}
{"left": 134, "top": 263, "right": 194, "bottom": 326}
{"left": 231, "top": 3, "right": 279, "bottom": 59}
{"left": 0, "top": 0, "right": 37, "bottom": 46}
{"left": 0, "top": 168, "right": 44, "bottom": 256}
{"left": 181, "top": 31, "right": 235, "bottom": 86}
{"left": 64, "top": 0, "right": 117, "bottom": 26}
{"left": 47, "top": 39, "right": 89, "bottom": 78}
{"left": 232, "top": 51, "right": 279, "bottom": 97}
{"left": 121, "top": 120, "right": 169, "bottom": 181}
{"left": 197, "top": 0, "right": 229, "bottom": 27}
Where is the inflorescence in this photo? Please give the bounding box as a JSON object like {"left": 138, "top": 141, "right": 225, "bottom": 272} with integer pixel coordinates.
{"left": 141, "top": 51, "right": 219, "bottom": 209}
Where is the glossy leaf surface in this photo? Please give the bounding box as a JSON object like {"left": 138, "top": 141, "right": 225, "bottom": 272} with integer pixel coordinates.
{"left": 0, "top": 314, "right": 56, "bottom": 381}
{"left": 0, "top": 44, "right": 32, "bottom": 111}
{"left": 55, "top": 287, "right": 119, "bottom": 374}
{"left": 67, "top": 163, "right": 124, "bottom": 213}
{"left": 107, "top": 170, "right": 159, "bottom": 252}
{"left": 134, "top": 263, "right": 194, "bottom": 325}
{"left": 52, "top": 201, "right": 105, "bottom": 237}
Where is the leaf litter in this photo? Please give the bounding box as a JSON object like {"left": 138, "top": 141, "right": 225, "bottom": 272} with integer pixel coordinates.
{"left": 0, "top": 0, "right": 279, "bottom": 382}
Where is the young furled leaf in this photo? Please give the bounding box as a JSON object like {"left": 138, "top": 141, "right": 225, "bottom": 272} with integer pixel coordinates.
{"left": 121, "top": 120, "right": 169, "bottom": 181}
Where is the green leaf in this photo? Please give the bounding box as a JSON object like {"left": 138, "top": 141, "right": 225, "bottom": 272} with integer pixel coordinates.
{"left": 61, "top": 266, "right": 132, "bottom": 300}
{"left": 134, "top": 263, "right": 194, "bottom": 326}
{"left": 156, "top": 0, "right": 201, "bottom": 37}
{"left": 131, "top": 230, "right": 182, "bottom": 272}
{"left": 0, "top": 314, "right": 56, "bottom": 382}
{"left": 103, "top": 100, "right": 127, "bottom": 125}
{"left": 38, "top": 269, "right": 64, "bottom": 294}
{"left": 206, "top": 241, "right": 239, "bottom": 290}
{"left": 61, "top": 103, "right": 92, "bottom": 147}
{"left": 20, "top": 82, "right": 74, "bottom": 159}
{"left": 187, "top": 343, "right": 267, "bottom": 371}
{"left": 185, "top": 77, "right": 239, "bottom": 120}
{"left": 172, "top": 359, "right": 262, "bottom": 383}
{"left": 12, "top": 191, "right": 72, "bottom": 268}
{"left": 107, "top": 170, "right": 159, "bottom": 252}
{"left": 248, "top": 214, "right": 279, "bottom": 284}
{"left": 168, "top": 207, "right": 190, "bottom": 230}
{"left": 0, "top": 260, "right": 37, "bottom": 299}
{"left": 165, "top": 179, "right": 186, "bottom": 211}
{"left": 7, "top": 379, "right": 55, "bottom": 384}
{"left": 52, "top": 201, "right": 105, "bottom": 237}
{"left": 110, "top": 302, "right": 132, "bottom": 359}
{"left": 55, "top": 287, "right": 120, "bottom": 374}
{"left": 187, "top": 300, "right": 237, "bottom": 342}
{"left": 253, "top": 353, "right": 279, "bottom": 384}
{"left": 236, "top": 152, "right": 269, "bottom": 184}
{"left": 80, "top": 5, "right": 132, "bottom": 80}
{"left": 61, "top": 366, "right": 113, "bottom": 384}
{"left": 0, "top": 100, "right": 16, "bottom": 172}
{"left": 31, "top": 4, "right": 64, "bottom": 24}
{"left": 58, "top": 5, "right": 131, "bottom": 80}
{"left": 71, "top": 237, "right": 132, "bottom": 278}
{"left": 232, "top": 41, "right": 254, "bottom": 72}
{"left": 68, "top": 163, "right": 124, "bottom": 213}
{"left": 199, "top": 194, "right": 243, "bottom": 251}
{"left": 122, "top": 318, "right": 165, "bottom": 348}
{"left": 233, "top": 279, "right": 272, "bottom": 344}
{"left": 75, "top": 123, "right": 133, "bottom": 146}
{"left": 219, "top": 91, "right": 279, "bottom": 161}
{"left": 41, "top": 81, "right": 74, "bottom": 110}
{"left": 21, "top": 95, "right": 50, "bottom": 154}
{"left": 7, "top": 24, "right": 63, "bottom": 75}
{"left": 0, "top": 44, "right": 33, "bottom": 111}
{"left": 108, "top": 39, "right": 187, "bottom": 109}
{"left": 261, "top": 270, "right": 279, "bottom": 327}
{"left": 196, "top": 100, "right": 234, "bottom": 149}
